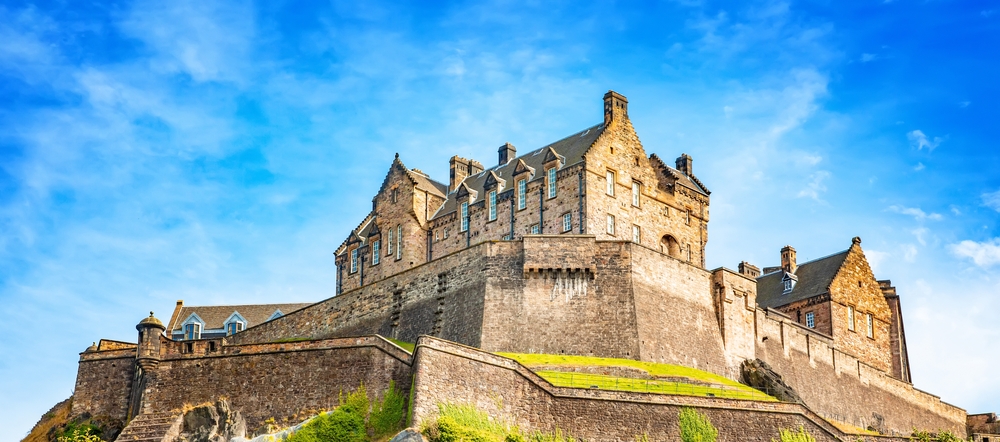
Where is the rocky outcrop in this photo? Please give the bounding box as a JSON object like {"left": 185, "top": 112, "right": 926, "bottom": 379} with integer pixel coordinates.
{"left": 174, "top": 400, "right": 246, "bottom": 442}
{"left": 740, "top": 359, "right": 804, "bottom": 404}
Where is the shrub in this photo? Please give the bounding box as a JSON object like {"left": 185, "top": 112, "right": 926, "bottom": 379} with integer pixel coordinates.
{"left": 936, "top": 431, "right": 962, "bottom": 442}
{"left": 678, "top": 408, "right": 717, "bottom": 442}
{"left": 56, "top": 426, "right": 103, "bottom": 442}
{"left": 774, "top": 426, "right": 816, "bottom": 442}
{"left": 370, "top": 381, "right": 407, "bottom": 440}
{"left": 287, "top": 383, "right": 408, "bottom": 442}
{"left": 912, "top": 430, "right": 934, "bottom": 442}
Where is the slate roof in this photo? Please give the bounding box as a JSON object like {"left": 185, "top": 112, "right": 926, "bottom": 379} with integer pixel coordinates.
{"left": 168, "top": 303, "right": 312, "bottom": 332}
{"left": 755, "top": 250, "right": 850, "bottom": 309}
{"left": 430, "top": 123, "right": 607, "bottom": 220}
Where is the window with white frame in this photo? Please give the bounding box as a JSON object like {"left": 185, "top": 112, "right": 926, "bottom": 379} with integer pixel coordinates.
{"left": 848, "top": 306, "right": 856, "bottom": 331}
{"left": 395, "top": 225, "right": 402, "bottom": 260}
{"left": 488, "top": 190, "right": 497, "bottom": 221}
{"left": 226, "top": 321, "right": 245, "bottom": 336}
{"left": 444, "top": 227, "right": 450, "bottom": 238}
{"left": 805, "top": 312, "right": 815, "bottom": 329}
{"left": 517, "top": 179, "right": 526, "bottom": 210}
{"left": 562, "top": 213, "right": 572, "bottom": 232}
{"left": 632, "top": 181, "right": 640, "bottom": 207}
{"left": 632, "top": 225, "right": 641, "bottom": 243}
{"left": 372, "top": 240, "right": 380, "bottom": 265}
{"left": 866, "top": 313, "right": 874, "bottom": 338}
{"left": 350, "top": 248, "right": 358, "bottom": 273}
{"left": 461, "top": 202, "right": 469, "bottom": 232}
{"left": 391, "top": 188, "right": 398, "bottom": 203}
{"left": 387, "top": 228, "right": 394, "bottom": 255}
{"left": 184, "top": 323, "right": 201, "bottom": 340}
{"left": 606, "top": 214, "right": 615, "bottom": 235}
{"left": 547, "top": 168, "right": 557, "bottom": 198}
{"left": 530, "top": 224, "right": 539, "bottom": 234}
{"left": 606, "top": 170, "right": 615, "bottom": 195}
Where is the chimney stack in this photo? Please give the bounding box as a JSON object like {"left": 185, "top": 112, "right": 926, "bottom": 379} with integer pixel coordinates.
{"left": 449, "top": 156, "right": 485, "bottom": 193}
{"left": 780, "top": 245, "right": 797, "bottom": 274}
{"left": 676, "top": 154, "right": 693, "bottom": 176}
{"left": 739, "top": 261, "right": 761, "bottom": 278}
{"left": 498, "top": 142, "right": 516, "bottom": 165}
{"left": 603, "top": 90, "right": 628, "bottom": 125}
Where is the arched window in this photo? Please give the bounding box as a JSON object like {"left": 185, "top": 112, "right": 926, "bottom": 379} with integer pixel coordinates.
{"left": 660, "top": 235, "right": 681, "bottom": 258}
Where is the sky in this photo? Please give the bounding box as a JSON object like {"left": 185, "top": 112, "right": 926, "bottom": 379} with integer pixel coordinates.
{"left": 1, "top": 0, "right": 998, "bottom": 437}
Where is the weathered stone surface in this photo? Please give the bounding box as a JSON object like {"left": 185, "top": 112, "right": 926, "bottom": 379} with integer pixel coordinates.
{"left": 175, "top": 399, "right": 246, "bottom": 442}
{"left": 741, "top": 359, "right": 804, "bottom": 404}
{"left": 389, "top": 428, "right": 426, "bottom": 442}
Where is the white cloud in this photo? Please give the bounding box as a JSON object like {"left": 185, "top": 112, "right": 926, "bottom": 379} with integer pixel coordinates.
{"left": 911, "top": 227, "right": 929, "bottom": 246}
{"left": 865, "top": 249, "right": 889, "bottom": 274}
{"left": 959, "top": 101, "right": 971, "bottom": 108}
{"left": 950, "top": 239, "right": 1000, "bottom": 268}
{"left": 914, "top": 162, "right": 925, "bottom": 171}
{"left": 902, "top": 244, "right": 918, "bottom": 262}
{"left": 907, "top": 129, "right": 943, "bottom": 151}
{"left": 860, "top": 53, "right": 876, "bottom": 62}
{"left": 887, "top": 205, "right": 943, "bottom": 221}
{"left": 982, "top": 190, "right": 1000, "bottom": 212}
{"left": 797, "top": 170, "right": 830, "bottom": 200}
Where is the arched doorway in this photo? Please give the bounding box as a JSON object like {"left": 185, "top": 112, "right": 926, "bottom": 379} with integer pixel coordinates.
{"left": 661, "top": 235, "right": 681, "bottom": 259}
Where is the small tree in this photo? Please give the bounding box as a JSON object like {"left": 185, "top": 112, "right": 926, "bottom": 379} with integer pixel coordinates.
{"left": 774, "top": 426, "right": 816, "bottom": 442}
{"left": 678, "top": 408, "right": 718, "bottom": 442}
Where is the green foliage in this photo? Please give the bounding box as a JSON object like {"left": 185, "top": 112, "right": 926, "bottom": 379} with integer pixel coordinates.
{"left": 773, "top": 426, "right": 816, "bottom": 442}
{"left": 635, "top": 434, "right": 651, "bottom": 442}
{"left": 289, "top": 407, "right": 366, "bottom": 442}
{"left": 423, "top": 403, "right": 577, "bottom": 442}
{"left": 912, "top": 430, "right": 963, "bottom": 442}
{"left": 286, "top": 383, "right": 408, "bottom": 442}
{"left": 678, "top": 408, "right": 718, "bottom": 442}
{"left": 386, "top": 338, "right": 416, "bottom": 353}
{"left": 936, "top": 430, "right": 962, "bottom": 442}
{"left": 370, "top": 381, "right": 408, "bottom": 440}
{"left": 56, "top": 426, "right": 104, "bottom": 442}
{"left": 913, "top": 430, "right": 934, "bottom": 442}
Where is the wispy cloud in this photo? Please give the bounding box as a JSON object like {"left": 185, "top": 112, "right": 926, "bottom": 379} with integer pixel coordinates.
{"left": 887, "top": 205, "right": 943, "bottom": 221}
{"left": 914, "top": 162, "right": 925, "bottom": 171}
{"left": 860, "top": 53, "right": 877, "bottom": 62}
{"left": 950, "top": 238, "right": 1000, "bottom": 268}
{"left": 907, "top": 129, "right": 943, "bottom": 151}
{"left": 797, "top": 170, "right": 830, "bottom": 201}
{"left": 982, "top": 190, "right": 1000, "bottom": 212}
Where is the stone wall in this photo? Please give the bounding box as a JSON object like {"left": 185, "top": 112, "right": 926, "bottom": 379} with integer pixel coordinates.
{"left": 71, "top": 348, "right": 136, "bottom": 424}
{"left": 755, "top": 309, "right": 966, "bottom": 436}
{"left": 411, "top": 336, "right": 851, "bottom": 442}
{"left": 141, "top": 336, "right": 413, "bottom": 429}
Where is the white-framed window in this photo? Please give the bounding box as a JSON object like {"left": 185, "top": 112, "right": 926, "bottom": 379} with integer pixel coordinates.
{"left": 848, "top": 306, "right": 856, "bottom": 331}
{"left": 391, "top": 188, "right": 398, "bottom": 203}
{"left": 502, "top": 234, "right": 511, "bottom": 240}
{"left": 517, "top": 179, "right": 526, "bottom": 210}
{"left": 226, "top": 321, "right": 245, "bottom": 336}
{"left": 606, "top": 170, "right": 615, "bottom": 195}
{"left": 606, "top": 214, "right": 615, "bottom": 235}
{"left": 461, "top": 202, "right": 469, "bottom": 232}
{"left": 547, "top": 168, "right": 557, "bottom": 198}
{"left": 372, "top": 240, "right": 380, "bottom": 265}
{"left": 444, "top": 227, "right": 450, "bottom": 238}
{"left": 387, "top": 228, "right": 394, "bottom": 255}
{"left": 562, "top": 213, "right": 572, "bottom": 232}
{"left": 866, "top": 313, "right": 874, "bottom": 338}
{"left": 488, "top": 190, "right": 497, "bottom": 221}
{"left": 350, "top": 248, "right": 358, "bottom": 273}
{"left": 396, "top": 225, "right": 402, "bottom": 260}
{"left": 805, "top": 312, "right": 815, "bottom": 329}
{"left": 184, "top": 323, "right": 201, "bottom": 340}
{"left": 632, "top": 225, "right": 641, "bottom": 243}
{"left": 783, "top": 278, "right": 794, "bottom": 292}
{"left": 530, "top": 224, "right": 539, "bottom": 234}
{"left": 434, "top": 230, "right": 439, "bottom": 241}
{"left": 632, "top": 181, "right": 640, "bottom": 207}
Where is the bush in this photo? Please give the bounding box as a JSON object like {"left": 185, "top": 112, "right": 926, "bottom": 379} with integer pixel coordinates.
{"left": 56, "top": 426, "right": 103, "bottom": 442}
{"left": 286, "top": 383, "right": 408, "bottom": 442}
{"left": 370, "top": 381, "right": 407, "bottom": 440}
{"left": 423, "top": 404, "right": 577, "bottom": 442}
{"left": 678, "top": 408, "right": 717, "bottom": 442}
{"left": 774, "top": 426, "right": 816, "bottom": 442}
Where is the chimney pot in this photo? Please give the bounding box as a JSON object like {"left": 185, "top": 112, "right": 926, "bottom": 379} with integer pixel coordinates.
{"left": 498, "top": 143, "right": 516, "bottom": 165}
{"left": 676, "top": 154, "right": 693, "bottom": 175}
{"left": 780, "top": 245, "right": 797, "bottom": 274}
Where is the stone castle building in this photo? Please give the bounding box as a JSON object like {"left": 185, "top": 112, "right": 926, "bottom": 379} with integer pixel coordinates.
{"left": 69, "top": 91, "right": 972, "bottom": 442}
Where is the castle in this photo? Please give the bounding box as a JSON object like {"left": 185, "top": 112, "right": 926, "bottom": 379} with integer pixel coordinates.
{"left": 69, "top": 91, "right": 972, "bottom": 442}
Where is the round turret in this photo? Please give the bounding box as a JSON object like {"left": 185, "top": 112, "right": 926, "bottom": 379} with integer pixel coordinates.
{"left": 136, "top": 311, "right": 165, "bottom": 369}
{"left": 136, "top": 311, "right": 165, "bottom": 331}
{"left": 85, "top": 342, "right": 98, "bottom": 353}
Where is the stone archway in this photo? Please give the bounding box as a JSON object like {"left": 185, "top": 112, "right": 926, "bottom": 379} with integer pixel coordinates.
{"left": 660, "top": 235, "right": 681, "bottom": 259}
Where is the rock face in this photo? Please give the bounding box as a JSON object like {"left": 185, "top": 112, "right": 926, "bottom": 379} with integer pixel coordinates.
{"left": 389, "top": 428, "right": 427, "bottom": 442}
{"left": 175, "top": 399, "right": 247, "bottom": 442}
{"left": 740, "top": 359, "right": 804, "bottom": 404}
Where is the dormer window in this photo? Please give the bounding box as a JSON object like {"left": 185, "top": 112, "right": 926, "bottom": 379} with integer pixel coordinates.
{"left": 372, "top": 240, "right": 381, "bottom": 265}
{"left": 226, "top": 321, "right": 245, "bottom": 335}
{"left": 461, "top": 202, "right": 469, "bottom": 232}
{"left": 350, "top": 248, "right": 358, "bottom": 273}
{"left": 517, "top": 179, "right": 526, "bottom": 210}
{"left": 488, "top": 191, "right": 497, "bottom": 221}
{"left": 184, "top": 323, "right": 201, "bottom": 340}
{"left": 268, "top": 309, "right": 284, "bottom": 321}
{"left": 782, "top": 273, "right": 797, "bottom": 293}
{"left": 547, "top": 168, "right": 557, "bottom": 198}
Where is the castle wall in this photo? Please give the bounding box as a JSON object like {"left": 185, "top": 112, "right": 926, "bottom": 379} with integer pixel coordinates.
{"left": 711, "top": 267, "right": 759, "bottom": 370}
{"left": 71, "top": 348, "right": 135, "bottom": 424}
{"left": 754, "top": 309, "right": 966, "bottom": 436}
{"left": 411, "top": 336, "right": 850, "bottom": 442}
{"left": 142, "top": 336, "right": 413, "bottom": 429}
{"left": 828, "top": 245, "right": 893, "bottom": 373}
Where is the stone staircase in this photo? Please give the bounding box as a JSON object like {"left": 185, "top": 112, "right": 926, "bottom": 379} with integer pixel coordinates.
{"left": 114, "top": 412, "right": 182, "bottom": 442}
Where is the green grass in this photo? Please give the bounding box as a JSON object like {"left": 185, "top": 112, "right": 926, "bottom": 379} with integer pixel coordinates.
{"left": 386, "top": 338, "right": 415, "bottom": 353}
{"left": 497, "top": 353, "right": 775, "bottom": 402}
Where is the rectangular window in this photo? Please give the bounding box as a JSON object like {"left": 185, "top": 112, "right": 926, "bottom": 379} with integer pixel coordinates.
{"left": 435, "top": 230, "right": 439, "bottom": 241}
{"left": 444, "top": 227, "right": 449, "bottom": 238}
{"left": 184, "top": 323, "right": 201, "bottom": 340}
{"left": 607, "top": 214, "right": 615, "bottom": 235}
{"left": 686, "top": 210, "right": 691, "bottom": 225}
{"left": 866, "top": 313, "right": 874, "bottom": 338}
{"left": 396, "top": 225, "right": 402, "bottom": 260}
{"left": 226, "top": 322, "right": 244, "bottom": 336}
{"left": 517, "top": 179, "right": 526, "bottom": 210}
{"left": 350, "top": 248, "right": 358, "bottom": 273}
{"left": 606, "top": 170, "right": 615, "bottom": 195}
{"left": 848, "top": 306, "right": 856, "bottom": 331}
{"left": 530, "top": 224, "right": 539, "bottom": 234}
{"left": 391, "top": 188, "right": 398, "bottom": 203}
{"left": 547, "top": 168, "right": 557, "bottom": 198}
{"left": 562, "top": 213, "right": 572, "bottom": 232}
{"left": 461, "top": 202, "right": 469, "bottom": 232}
{"left": 805, "top": 312, "right": 815, "bottom": 329}
{"left": 632, "top": 181, "right": 640, "bottom": 207}
{"left": 387, "top": 228, "right": 394, "bottom": 255}
{"left": 632, "top": 225, "right": 641, "bottom": 243}
{"left": 502, "top": 234, "right": 511, "bottom": 240}
{"left": 488, "top": 190, "right": 497, "bottom": 221}
{"left": 372, "top": 240, "right": 380, "bottom": 265}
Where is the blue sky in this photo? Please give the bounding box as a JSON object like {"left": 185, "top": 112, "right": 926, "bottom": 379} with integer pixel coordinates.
{"left": 1, "top": 0, "right": 998, "bottom": 436}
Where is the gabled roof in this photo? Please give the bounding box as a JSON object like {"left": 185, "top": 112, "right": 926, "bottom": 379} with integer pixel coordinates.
{"left": 377, "top": 154, "right": 448, "bottom": 199}
{"left": 168, "top": 303, "right": 312, "bottom": 333}
{"left": 755, "top": 250, "right": 850, "bottom": 309}
{"left": 649, "top": 154, "right": 710, "bottom": 196}
{"left": 430, "top": 123, "right": 606, "bottom": 220}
